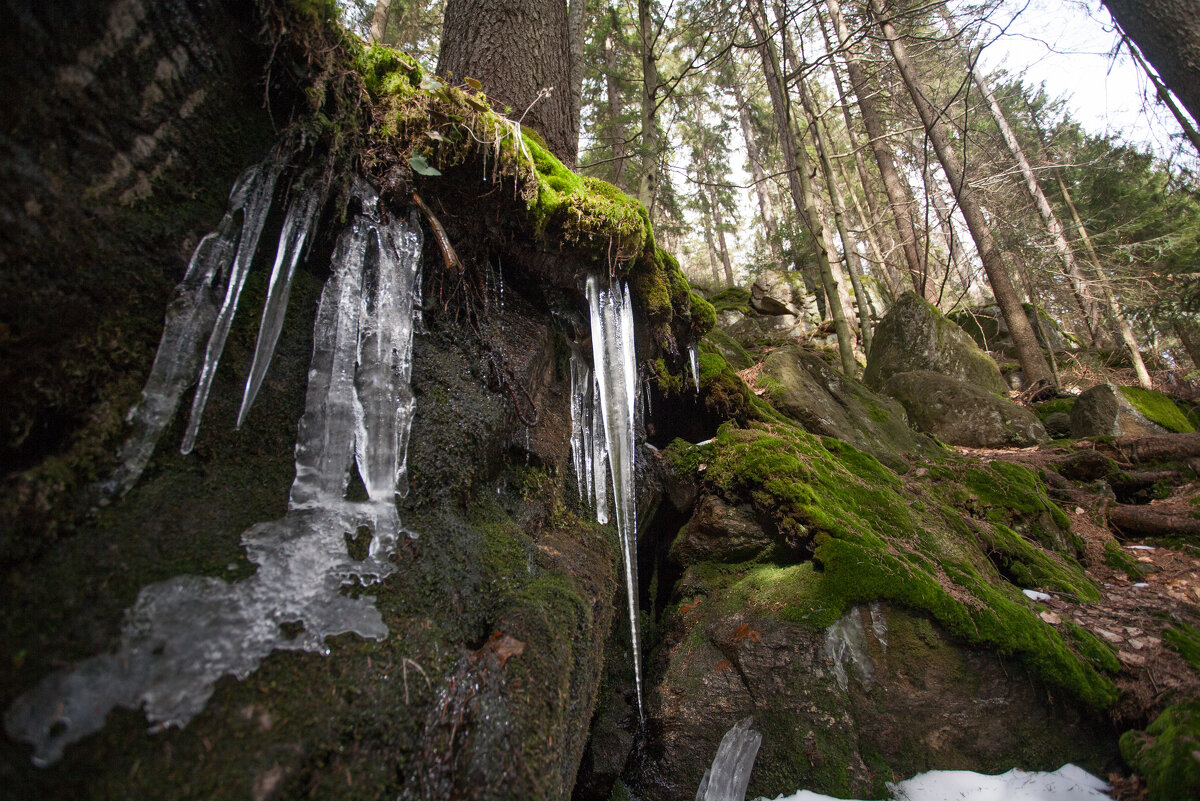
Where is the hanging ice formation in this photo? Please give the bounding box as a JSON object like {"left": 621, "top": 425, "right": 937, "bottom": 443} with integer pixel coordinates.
{"left": 5, "top": 179, "right": 423, "bottom": 767}
{"left": 569, "top": 275, "right": 644, "bottom": 718}
{"left": 695, "top": 717, "right": 762, "bottom": 801}
{"left": 687, "top": 341, "right": 701, "bottom": 392}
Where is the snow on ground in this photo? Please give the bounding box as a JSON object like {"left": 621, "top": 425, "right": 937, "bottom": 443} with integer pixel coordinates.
{"left": 756, "top": 764, "right": 1111, "bottom": 801}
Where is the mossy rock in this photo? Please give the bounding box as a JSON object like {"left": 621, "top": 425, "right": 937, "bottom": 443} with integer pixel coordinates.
{"left": 1121, "top": 699, "right": 1200, "bottom": 801}
{"left": 1070, "top": 383, "right": 1171, "bottom": 438}
{"left": 882, "top": 370, "right": 1048, "bottom": 449}
{"left": 761, "top": 345, "right": 937, "bottom": 471}
{"left": 1118, "top": 387, "right": 1196, "bottom": 433}
{"left": 865, "top": 293, "right": 1007, "bottom": 394}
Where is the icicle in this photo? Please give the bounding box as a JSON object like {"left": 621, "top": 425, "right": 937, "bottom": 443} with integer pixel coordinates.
{"left": 180, "top": 161, "right": 279, "bottom": 455}
{"left": 237, "top": 185, "right": 322, "bottom": 428}
{"left": 695, "top": 718, "right": 762, "bottom": 801}
{"left": 106, "top": 165, "right": 259, "bottom": 496}
{"left": 688, "top": 342, "right": 701, "bottom": 393}
{"left": 586, "top": 274, "right": 643, "bottom": 719}
{"left": 7, "top": 182, "right": 425, "bottom": 768}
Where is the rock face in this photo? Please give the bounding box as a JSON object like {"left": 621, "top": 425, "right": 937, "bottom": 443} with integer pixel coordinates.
{"left": 717, "top": 272, "right": 821, "bottom": 350}
{"left": 638, "top": 600, "right": 1113, "bottom": 801}
{"left": 864, "top": 292, "right": 1007, "bottom": 394}
{"left": 883, "top": 371, "right": 1049, "bottom": 448}
{"left": 951, "top": 304, "right": 1069, "bottom": 355}
{"left": 750, "top": 270, "right": 815, "bottom": 318}
{"left": 761, "top": 345, "right": 935, "bottom": 470}
{"left": 1070, "top": 383, "right": 1170, "bottom": 438}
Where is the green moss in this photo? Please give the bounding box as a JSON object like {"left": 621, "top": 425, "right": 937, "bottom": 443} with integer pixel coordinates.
{"left": 691, "top": 422, "right": 1116, "bottom": 709}
{"left": 354, "top": 44, "right": 421, "bottom": 98}
{"left": 1121, "top": 699, "right": 1200, "bottom": 801}
{"left": 1164, "top": 623, "right": 1200, "bottom": 671}
{"left": 1103, "top": 540, "right": 1147, "bottom": 579}
{"left": 975, "top": 522, "right": 1099, "bottom": 601}
{"left": 1035, "top": 398, "right": 1077, "bottom": 419}
{"left": 707, "top": 286, "right": 752, "bottom": 315}
{"left": 964, "top": 461, "right": 1079, "bottom": 555}
{"left": 1063, "top": 621, "right": 1121, "bottom": 673}
{"left": 1119, "top": 387, "right": 1196, "bottom": 433}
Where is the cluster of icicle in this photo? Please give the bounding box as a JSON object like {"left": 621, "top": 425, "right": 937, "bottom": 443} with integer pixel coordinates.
{"left": 569, "top": 274, "right": 645, "bottom": 719}
{"left": 5, "top": 164, "right": 423, "bottom": 766}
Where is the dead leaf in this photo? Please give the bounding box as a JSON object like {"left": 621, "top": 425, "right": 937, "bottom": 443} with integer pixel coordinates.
{"left": 731, "top": 623, "right": 762, "bottom": 643}
{"left": 481, "top": 631, "right": 525, "bottom": 667}
{"left": 1039, "top": 610, "right": 1062, "bottom": 625}
{"left": 715, "top": 659, "right": 732, "bottom": 671}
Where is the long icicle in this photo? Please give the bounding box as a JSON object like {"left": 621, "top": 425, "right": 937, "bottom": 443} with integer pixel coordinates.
{"left": 181, "top": 161, "right": 279, "bottom": 454}
{"left": 237, "top": 185, "right": 322, "bottom": 428}
{"left": 587, "top": 274, "right": 643, "bottom": 719}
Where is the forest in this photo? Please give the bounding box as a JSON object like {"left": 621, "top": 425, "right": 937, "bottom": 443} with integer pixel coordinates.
{"left": 0, "top": 0, "right": 1199, "bottom": 800}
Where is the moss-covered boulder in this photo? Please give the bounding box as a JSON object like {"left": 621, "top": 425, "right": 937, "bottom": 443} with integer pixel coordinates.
{"left": 950, "top": 303, "right": 1071, "bottom": 356}
{"left": 865, "top": 293, "right": 1008, "bottom": 394}
{"left": 631, "top": 422, "right": 1116, "bottom": 799}
{"left": 1118, "top": 387, "right": 1196, "bottom": 434}
{"left": 760, "top": 345, "right": 937, "bottom": 470}
{"left": 1070, "top": 383, "right": 1171, "bottom": 438}
{"left": 883, "top": 370, "right": 1049, "bottom": 448}
{"left": 1120, "top": 699, "right": 1200, "bottom": 801}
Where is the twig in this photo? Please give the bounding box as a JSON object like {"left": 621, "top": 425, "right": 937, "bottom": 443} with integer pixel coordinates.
{"left": 412, "top": 192, "right": 462, "bottom": 274}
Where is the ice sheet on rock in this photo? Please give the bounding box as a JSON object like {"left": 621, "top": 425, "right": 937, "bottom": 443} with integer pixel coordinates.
{"left": 586, "top": 275, "right": 643, "bottom": 718}
{"left": 238, "top": 185, "right": 323, "bottom": 428}
{"left": 107, "top": 166, "right": 257, "bottom": 496}
{"left": 823, "top": 607, "right": 885, "bottom": 691}
{"left": 6, "top": 184, "right": 424, "bottom": 767}
{"left": 757, "top": 764, "right": 1111, "bottom": 801}
{"left": 569, "top": 349, "right": 609, "bottom": 519}
{"left": 181, "top": 160, "right": 279, "bottom": 454}
{"left": 696, "top": 717, "right": 762, "bottom": 801}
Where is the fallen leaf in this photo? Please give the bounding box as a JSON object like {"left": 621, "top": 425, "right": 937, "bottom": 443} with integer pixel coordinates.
{"left": 464, "top": 77, "right": 483, "bottom": 90}
{"left": 1039, "top": 611, "right": 1062, "bottom": 625}
{"left": 731, "top": 623, "right": 762, "bottom": 642}
{"left": 715, "top": 659, "right": 732, "bottom": 671}
{"left": 481, "top": 631, "right": 525, "bottom": 667}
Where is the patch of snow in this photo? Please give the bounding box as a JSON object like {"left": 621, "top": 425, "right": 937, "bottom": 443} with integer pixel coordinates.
{"left": 1023, "top": 589, "right": 1053, "bottom": 601}
{"left": 757, "top": 764, "right": 1111, "bottom": 801}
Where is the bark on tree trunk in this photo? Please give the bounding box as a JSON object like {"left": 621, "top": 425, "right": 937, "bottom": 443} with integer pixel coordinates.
{"left": 1176, "top": 320, "right": 1200, "bottom": 371}
{"left": 1109, "top": 504, "right": 1200, "bottom": 539}
{"left": 1102, "top": 0, "right": 1200, "bottom": 138}
{"left": 603, "top": 10, "right": 629, "bottom": 188}
{"left": 707, "top": 182, "right": 737, "bottom": 286}
{"left": 868, "top": 0, "right": 1053, "bottom": 389}
{"left": 825, "top": 0, "right": 928, "bottom": 298}
{"left": 438, "top": 0, "right": 577, "bottom": 165}
{"left": 370, "top": 0, "right": 393, "bottom": 44}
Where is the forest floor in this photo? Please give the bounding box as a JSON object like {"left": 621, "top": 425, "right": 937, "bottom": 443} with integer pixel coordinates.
{"left": 953, "top": 442, "right": 1200, "bottom": 800}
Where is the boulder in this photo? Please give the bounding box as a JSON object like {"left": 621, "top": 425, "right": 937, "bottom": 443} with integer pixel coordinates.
{"left": 724, "top": 312, "right": 812, "bottom": 348}
{"left": 1070, "top": 383, "right": 1169, "bottom": 438}
{"left": 750, "top": 270, "right": 815, "bottom": 319}
{"left": 882, "top": 370, "right": 1049, "bottom": 448}
{"left": 1043, "top": 411, "right": 1072, "bottom": 439}
{"left": 761, "top": 345, "right": 936, "bottom": 470}
{"left": 864, "top": 292, "right": 1007, "bottom": 394}
{"left": 950, "top": 303, "right": 1070, "bottom": 355}
{"left": 668, "top": 495, "right": 774, "bottom": 567}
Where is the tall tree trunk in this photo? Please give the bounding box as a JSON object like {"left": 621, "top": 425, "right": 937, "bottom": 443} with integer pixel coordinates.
{"left": 703, "top": 207, "right": 724, "bottom": 285}
{"left": 868, "top": 0, "right": 1053, "bottom": 389}
{"left": 970, "top": 67, "right": 1108, "bottom": 349}
{"left": 637, "top": 0, "right": 661, "bottom": 211}
{"left": 1056, "top": 175, "right": 1155, "bottom": 389}
{"left": 1102, "top": 0, "right": 1200, "bottom": 137}
{"left": 567, "top": 0, "right": 586, "bottom": 161}
{"left": 603, "top": 8, "right": 629, "bottom": 188}
{"left": 438, "top": 0, "right": 577, "bottom": 165}
{"left": 707, "top": 182, "right": 737, "bottom": 286}
{"left": 750, "top": 0, "right": 857, "bottom": 374}
{"left": 1176, "top": 321, "right": 1200, "bottom": 371}
{"left": 824, "top": 0, "right": 927, "bottom": 297}
{"left": 796, "top": 74, "right": 874, "bottom": 354}
{"left": 1120, "top": 34, "right": 1200, "bottom": 154}
{"left": 922, "top": 161, "right": 974, "bottom": 306}
{"left": 839, "top": 159, "right": 902, "bottom": 299}
{"left": 732, "top": 80, "right": 783, "bottom": 267}
{"left": 370, "top": 0, "right": 394, "bottom": 44}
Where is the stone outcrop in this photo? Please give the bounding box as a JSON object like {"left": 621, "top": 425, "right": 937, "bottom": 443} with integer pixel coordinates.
{"left": 1070, "top": 383, "right": 1170, "bottom": 439}
{"left": 864, "top": 292, "right": 1007, "bottom": 394}
{"left": 761, "top": 345, "right": 936, "bottom": 470}
{"left": 883, "top": 370, "right": 1049, "bottom": 448}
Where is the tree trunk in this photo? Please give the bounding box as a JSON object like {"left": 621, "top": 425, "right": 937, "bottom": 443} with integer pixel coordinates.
{"left": 824, "top": 0, "right": 927, "bottom": 298}
{"left": 370, "top": 0, "right": 393, "bottom": 44}
{"left": 438, "top": 0, "right": 577, "bottom": 165}
{"left": 839, "top": 158, "right": 902, "bottom": 299}
{"left": 603, "top": 9, "right": 629, "bottom": 188}
{"left": 637, "top": 0, "right": 661, "bottom": 211}
{"left": 972, "top": 70, "right": 1108, "bottom": 350}
{"left": 567, "top": 0, "right": 586, "bottom": 162}
{"left": 1176, "top": 320, "right": 1200, "bottom": 371}
{"left": 1109, "top": 504, "right": 1200, "bottom": 539}
{"left": 868, "top": 0, "right": 1053, "bottom": 389}
{"left": 796, "top": 73, "right": 874, "bottom": 354}
{"left": 1102, "top": 0, "right": 1200, "bottom": 137}
{"left": 1055, "top": 175, "right": 1154, "bottom": 389}
{"left": 750, "top": 0, "right": 857, "bottom": 374}
{"left": 707, "top": 182, "right": 736, "bottom": 286}
{"left": 732, "top": 80, "right": 783, "bottom": 267}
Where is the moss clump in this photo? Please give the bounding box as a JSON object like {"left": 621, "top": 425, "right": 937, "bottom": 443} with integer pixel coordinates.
{"left": 1035, "top": 397, "right": 1077, "bottom": 419}
{"left": 707, "top": 286, "right": 752, "bottom": 315}
{"left": 1063, "top": 621, "right": 1121, "bottom": 673}
{"left": 1164, "top": 623, "right": 1200, "bottom": 671}
{"left": 692, "top": 422, "right": 1116, "bottom": 709}
{"left": 974, "top": 522, "right": 1099, "bottom": 601}
{"left": 1121, "top": 699, "right": 1200, "bottom": 801}
{"left": 355, "top": 44, "right": 422, "bottom": 98}
{"left": 1118, "top": 387, "right": 1196, "bottom": 433}
{"left": 1103, "top": 540, "right": 1147, "bottom": 579}
{"left": 963, "top": 461, "right": 1079, "bottom": 555}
